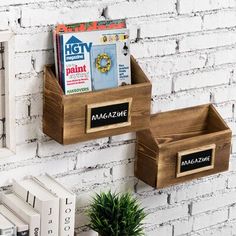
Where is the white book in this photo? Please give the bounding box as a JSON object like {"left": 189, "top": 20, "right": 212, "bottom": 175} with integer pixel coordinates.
{"left": 0, "top": 193, "right": 39, "bottom": 236}
{"left": 0, "top": 204, "right": 29, "bottom": 236}
{"left": 0, "top": 212, "right": 16, "bottom": 236}
{"left": 12, "top": 178, "right": 59, "bottom": 236}
{"left": 34, "top": 174, "right": 75, "bottom": 236}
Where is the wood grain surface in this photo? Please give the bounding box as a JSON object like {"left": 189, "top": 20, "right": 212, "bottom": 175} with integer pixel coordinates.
{"left": 43, "top": 56, "right": 151, "bottom": 144}
{"left": 135, "top": 104, "right": 232, "bottom": 188}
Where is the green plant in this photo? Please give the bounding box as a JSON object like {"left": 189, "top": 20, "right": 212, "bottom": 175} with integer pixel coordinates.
{"left": 87, "top": 191, "right": 146, "bottom": 236}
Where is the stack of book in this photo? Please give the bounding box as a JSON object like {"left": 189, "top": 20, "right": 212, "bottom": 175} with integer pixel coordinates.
{"left": 53, "top": 19, "right": 131, "bottom": 95}
{"left": 0, "top": 174, "right": 76, "bottom": 236}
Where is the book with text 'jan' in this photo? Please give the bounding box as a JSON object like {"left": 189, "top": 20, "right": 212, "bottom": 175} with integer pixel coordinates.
{"left": 34, "top": 174, "right": 75, "bottom": 236}
{"left": 12, "top": 178, "right": 59, "bottom": 236}
{"left": 0, "top": 204, "right": 29, "bottom": 236}
{"left": 0, "top": 192, "right": 40, "bottom": 236}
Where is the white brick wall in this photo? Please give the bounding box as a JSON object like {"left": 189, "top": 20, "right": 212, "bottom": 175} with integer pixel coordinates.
{"left": 0, "top": 0, "right": 236, "bottom": 235}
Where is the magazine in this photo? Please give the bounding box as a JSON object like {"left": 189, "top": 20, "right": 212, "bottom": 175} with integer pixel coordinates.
{"left": 53, "top": 19, "right": 131, "bottom": 95}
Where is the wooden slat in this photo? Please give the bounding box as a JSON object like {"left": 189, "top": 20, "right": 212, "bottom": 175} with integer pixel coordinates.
{"left": 150, "top": 104, "right": 209, "bottom": 137}
{"left": 43, "top": 66, "right": 64, "bottom": 143}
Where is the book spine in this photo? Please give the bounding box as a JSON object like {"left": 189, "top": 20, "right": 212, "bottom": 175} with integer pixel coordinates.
{"left": 29, "top": 218, "right": 40, "bottom": 236}
{"left": 57, "top": 34, "right": 62, "bottom": 88}
{"left": 13, "top": 183, "right": 59, "bottom": 236}
{"left": 60, "top": 34, "right": 65, "bottom": 94}
{"left": 53, "top": 30, "right": 59, "bottom": 80}
{"left": 40, "top": 201, "right": 59, "bottom": 236}
{"left": 59, "top": 197, "right": 75, "bottom": 236}
{"left": 0, "top": 194, "right": 40, "bottom": 236}
{"left": 17, "top": 230, "right": 29, "bottom": 236}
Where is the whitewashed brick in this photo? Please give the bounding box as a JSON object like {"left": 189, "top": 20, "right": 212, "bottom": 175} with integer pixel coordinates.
{"left": 191, "top": 223, "right": 232, "bottom": 236}
{"left": 232, "top": 136, "right": 236, "bottom": 154}
{"left": 179, "top": 31, "right": 236, "bottom": 52}
{"left": 15, "top": 32, "right": 53, "bottom": 52}
{"left": 152, "top": 90, "right": 210, "bottom": 113}
{"left": 0, "top": 157, "right": 75, "bottom": 186}
{"left": 226, "top": 120, "right": 236, "bottom": 136}
{"left": 173, "top": 176, "right": 226, "bottom": 202}
{"left": 76, "top": 143, "right": 135, "bottom": 169}
{"left": 145, "top": 225, "right": 172, "bottom": 236}
{"left": 38, "top": 138, "right": 109, "bottom": 157}
{"left": 174, "top": 69, "right": 230, "bottom": 92}
{"left": 229, "top": 156, "right": 236, "bottom": 171}
{"left": 0, "top": 94, "right": 5, "bottom": 120}
{"left": 230, "top": 204, "right": 236, "bottom": 220}
{"left": 0, "top": 142, "right": 37, "bottom": 163}
{"left": 209, "top": 47, "right": 236, "bottom": 66}
{"left": 15, "top": 96, "right": 30, "bottom": 119}
{"left": 109, "top": 132, "right": 136, "bottom": 143}
{"left": 193, "top": 209, "right": 228, "bottom": 231}
{"left": 178, "top": 0, "right": 236, "bottom": 14}
{"left": 0, "top": 120, "right": 3, "bottom": 148}
{"left": 0, "top": 0, "right": 49, "bottom": 6}
{"left": 203, "top": 10, "right": 236, "bottom": 30}
{"left": 231, "top": 219, "right": 236, "bottom": 234}
{"left": 192, "top": 191, "right": 236, "bottom": 215}
{"left": 214, "top": 102, "right": 233, "bottom": 120}
{"left": 151, "top": 76, "right": 172, "bottom": 96}
{"left": 74, "top": 179, "right": 136, "bottom": 209}
{"left": 145, "top": 204, "right": 188, "bottom": 225}
{"left": 137, "top": 192, "right": 168, "bottom": 209}
{"left": 37, "top": 139, "right": 79, "bottom": 158}
{"left": 0, "top": 12, "right": 9, "bottom": 30}
{"left": 32, "top": 50, "right": 54, "bottom": 73}
{"left": 15, "top": 53, "right": 32, "bottom": 74}
{"left": 125, "top": 20, "right": 139, "bottom": 41}
{"left": 15, "top": 73, "right": 43, "bottom": 96}
{"left": 135, "top": 180, "right": 155, "bottom": 193}
{"left": 131, "top": 39, "right": 176, "bottom": 58}
{"left": 15, "top": 118, "right": 40, "bottom": 144}
{"left": 77, "top": 168, "right": 112, "bottom": 188}
{"left": 75, "top": 211, "right": 89, "bottom": 228}
{"left": 21, "top": 7, "right": 101, "bottom": 27}
{"left": 173, "top": 217, "right": 194, "bottom": 235}
{"left": 30, "top": 93, "right": 43, "bottom": 117}
{"left": 140, "top": 16, "right": 202, "bottom": 38}
{"left": 228, "top": 174, "right": 236, "bottom": 188}
{"left": 0, "top": 70, "right": 4, "bottom": 96}
{"left": 112, "top": 162, "right": 134, "bottom": 181}
{"left": 139, "top": 53, "right": 207, "bottom": 76}
{"left": 78, "top": 230, "right": 98, "bottom": 236}
{"left": 107, "top": 0, "right": 175, "bottom": 19}
{"left": 211, "top": 85, "right": 236, "bottom": 103}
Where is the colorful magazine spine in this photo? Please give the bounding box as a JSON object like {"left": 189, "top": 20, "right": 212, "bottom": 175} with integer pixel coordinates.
{"left": 55, "top": 19, "right": 126, "bottom": 34}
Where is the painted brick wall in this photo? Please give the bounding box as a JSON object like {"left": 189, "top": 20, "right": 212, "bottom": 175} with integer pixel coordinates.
{"left": 0, "top": 0, "right": 236, "bottom": 235}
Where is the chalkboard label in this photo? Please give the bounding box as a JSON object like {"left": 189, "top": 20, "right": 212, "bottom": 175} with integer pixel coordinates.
{"left": 86, "top": 98, "right": 132, "bottom": 133}
{"left": 176, "top": 144, "right": 215, "bottom": 178}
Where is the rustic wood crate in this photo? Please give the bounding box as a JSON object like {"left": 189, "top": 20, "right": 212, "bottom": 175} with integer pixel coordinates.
{"left": 135, "top": 104, "right": 232, "bottom": 188}
{"left": 43, "top": 57, "right": 151, "bottom": 144}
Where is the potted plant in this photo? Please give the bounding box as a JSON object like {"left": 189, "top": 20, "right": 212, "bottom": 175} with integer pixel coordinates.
{"left": 87, "top": 191, "right": 146, "bottom": 236}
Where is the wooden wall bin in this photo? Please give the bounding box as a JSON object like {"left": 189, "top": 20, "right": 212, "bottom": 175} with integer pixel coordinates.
{"left": 43, "top": 57, "right": 152, "bottom": 144}
{"left": 135, "top": 104, "right": 232, "bottom": 188}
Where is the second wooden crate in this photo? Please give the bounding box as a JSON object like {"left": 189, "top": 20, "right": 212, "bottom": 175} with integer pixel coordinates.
{"left": 135, "top": 104, "right": 232, "bottom": 188}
